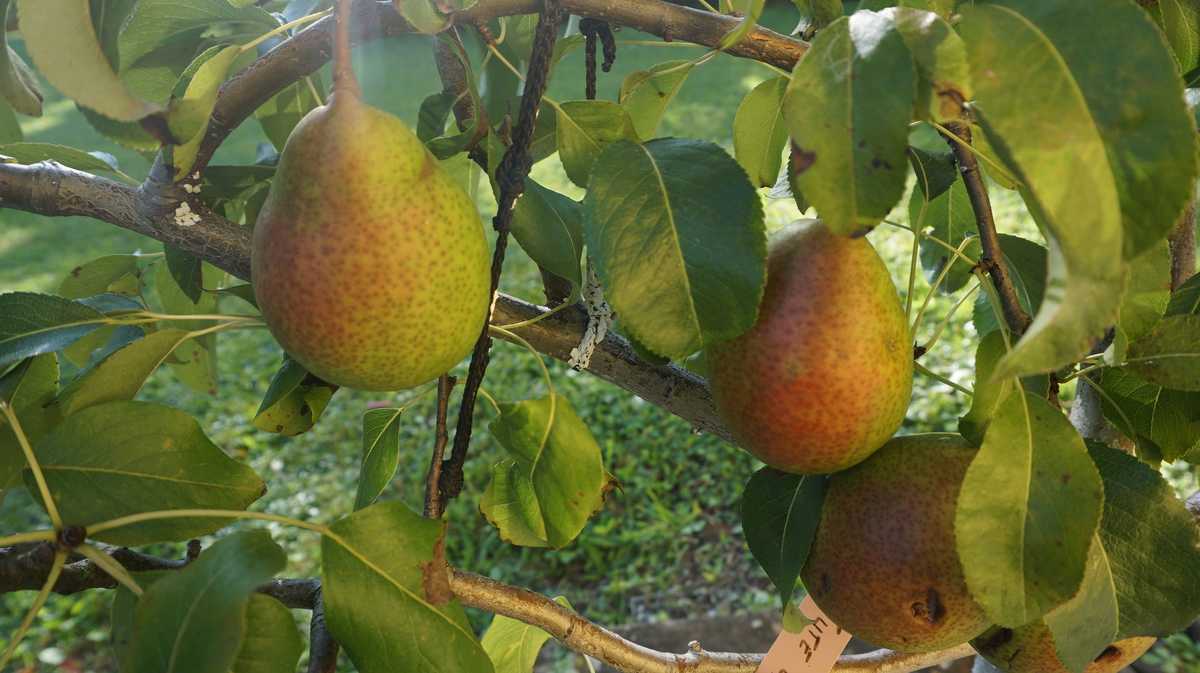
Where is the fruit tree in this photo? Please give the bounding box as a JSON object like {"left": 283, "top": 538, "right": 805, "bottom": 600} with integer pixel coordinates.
{"left": 0, "top": 0, "right": 1198, "bottom": 672}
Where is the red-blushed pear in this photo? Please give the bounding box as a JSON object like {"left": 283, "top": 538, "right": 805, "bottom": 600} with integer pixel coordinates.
{"left": 801, "top": 433, "right": 989, "bottom": 652}
{"left": 251, "top": 0, "right": 489, "bottom": 391}
{"left": 973, "top": 623, "right": 1156, "bottom": 673}
{"left": 706, "top": 219, "right": 912, "bottom": 474}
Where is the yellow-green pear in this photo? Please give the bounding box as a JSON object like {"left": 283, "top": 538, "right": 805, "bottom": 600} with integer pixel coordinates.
{"left": 251, "top": 3, "right": 489, "bottom": 391}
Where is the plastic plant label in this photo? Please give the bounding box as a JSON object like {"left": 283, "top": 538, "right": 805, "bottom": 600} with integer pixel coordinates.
{"left": 755, "top": 595, "right": 852, "bottom": 673}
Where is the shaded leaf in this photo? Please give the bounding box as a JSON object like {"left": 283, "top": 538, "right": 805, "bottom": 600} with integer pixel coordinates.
{"left": 1118, "top": 241, "right": 1172, "bottom": 343}
{"left": 583, "top": 139, "right": 766, "bottom": 359}
{"left": 355, "top": 407, "right": 405, "bottom": 510}
{"left": 0, "top": 292, "right": 108, "bottom": 371}
{"left": 1125, "top": 314, "right": 1200, "bottom": 390}
{"left": 908, "top": 121, "right": 958, "bottom": 199}
{"left": 58, "top": 255, "right": 142, "bottom": 299}
{"left": 510, "top": 181, "right": 584, "bottom": 288}
{"left": 118, "top": 0, "right": 276, "bottom": 75}
{"left": 0, "top": 0, "right": 42, "bottom": 116}
{"left": 1041, "top": 538, "right": 1121, "bottom": 673}
{"left": 733, "top": 76, "right": 789, "bottom": 188}
{"left": 972, "top": 235, "right": 1047, "bottom": 338}
{"left": 164, "top": 247, "right": 203, "bottom": 304}
{"left": 16, "top": 0, "right": 159, "bottom": 121}
{"left": 253, "top": 356, "right": 336, "bottom": 436}
{"left": 0, "top": 354, "right": 59, "bottom": 491}
{"left": 1166, "top": 272, "right": 1200, "bottom": 316}
{"left": 155, "top": 260, "right": 220, "bottom": 394}
{"left": 1089, "top": 445, "right": 1200, "bottom": 637}
{"left": 55, "top": 328, "right": 192, "bottom": 416}
{"left": 481, "top": 394, "right": 612, "bottom": 548}
{"left": 322, "top": 501, "right": 494, "bottom": 673}
{"left": 783, "top": 11, "right": 916, "bottom": 235}
{"left": 29, "top": 400, "right": 265, "bottom": 545}
{"left": 125, "top": 531, "right": 286, "bottom": 673}
{"left": 1097, "top": 367, "right": 1200, "bottom": 472}
{"left": 958, "top": 331, "right": 1010, "bottom": 445}
{"left": 230, "top": 594, "right": 304, "bottom": 673}
{"left": 1145, "top": 0, "right": 1200, "bottom": 72}
{"left": 955, "top": 390, "right": 1103, "bottom": 626}
{"left": 740, "top": 468, "right": 827, "bottom": 607}
{"left": 392, "top": 0, "right": 448, "bottom": 33}
{"left": 256, "top": 80, "right": 323, "bottom": 152}
{"left": 620, "top": 60, "right": 693, "bottom": 140}
{"left": 911, "top": 178, "right": 979, "bottom": 293}
{"left": 555, "top": 100, "right": 638, "bottom": 187}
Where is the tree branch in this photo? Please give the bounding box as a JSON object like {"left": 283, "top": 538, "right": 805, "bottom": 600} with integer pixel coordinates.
{"left": 941, "top": 122, "right": 1031, "bottom": 337}
{"left": 1168, "top": 198, "right": 1196, "bottom": 291}
{"left": 424, "top": 374, "right": 456, "bottom": 518}
{"left": 0, "top": 543, "right": 973, "bottom": 673}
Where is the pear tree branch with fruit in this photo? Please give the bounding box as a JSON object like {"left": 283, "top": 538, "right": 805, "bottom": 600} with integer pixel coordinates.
{"left": 1, "top": 2, "right": 1199, "bottom": 673}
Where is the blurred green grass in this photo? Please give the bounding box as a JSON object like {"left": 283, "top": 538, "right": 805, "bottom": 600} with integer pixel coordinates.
{"left": 0, "top": 7, "right": 996, "bottom": 671}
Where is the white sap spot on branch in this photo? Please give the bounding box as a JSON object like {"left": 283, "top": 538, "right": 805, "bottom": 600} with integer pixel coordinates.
{"left": 174, "top": 200, "right": 201, "bottom": 227}
{"left": 569, "top": 262, "right": 613, "bottom": 371}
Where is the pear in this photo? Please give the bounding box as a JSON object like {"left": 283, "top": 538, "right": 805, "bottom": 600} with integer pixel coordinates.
{"left": 707, "top": 219, "right": 912, "bottom": 474}
{"left": 801, "top": 433, "right": 989, "bottom": 652}
{"left": 973, "top": 623, "right": 1155, "bottom": 673}
{"left": 251, "top": 2, "right": 490, "bottom": 391}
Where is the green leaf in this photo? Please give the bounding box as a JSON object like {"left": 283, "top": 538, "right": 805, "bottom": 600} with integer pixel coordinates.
{"left": 169, "top": 44, "right": 242, "bottom": 180}
{"left": 480, "top": 597, "right": 570, "bottom": 673}
{"left": 0, "top": 292, "right": 109, "bottom": 371}
{"left": 481, "top": 394, "right": 612, "bottom": 548}
{"left": 0, "top": 98, "right": 21, "bottom": 143}
{"left": 15, "top": 0, "right": 159, "bottom": 121}
{"left": 393, "top": 0, "right": 448, "bottom": 33}
{"left": 29, "top": 400, "right": 265, "bottom": 545}
{"left": 783, "top": 12, "right": 916, "bottom": 235}
{"left": 972, "top": 235, "right": 1047, "bottom": 338}
{"left": 733, "top": 76, "right": 789, "bottom": 188}
{"left": 0, "top": 0, "right": 42, "bottom": 116}
{"left": 155, "top": 260, "right": 220, "bottom": 394}
{"left": 164, "top": 247, "right": 203, "bottom": 304}
{"left": 256, "top": 80, "right": 323, "bottom": 152}
{"left": 554, "top": 100, "right": 639, "bottom": 187}
{"left": 1166, "top": 272, "right": 1200, "bottom": 316}
{"left": 1097, "top": 367, "right": 1200, "bottom": 471}
{"left": 355, "top": 407, "right": 406, "bottom": 510}
{"left": 880, "top": 6, "right": 971, "bottom": 122}
{"left": 911, "top": 178, "right": 980, "bottom": 294}
{"left": 583, "top": 139, "right": 766, "bottom": 359}
{"left": 955, "top": 390, "right": 1103, "bottom": 626}
{"left": 740, "top": 468, "right": 827, "bottom": 607}
{"left": 960, "top": 5, "right": 1135, "bottom": 378}
{"left": 721, "top": 0, "right": 766, "bottom": 48}
{"left": 619, "top": 60, "right": 694, "bottom": 140}
{"left": 118, "top": 0, "right": 276, "bottom": 76}
{"left": 125, "top": 530, "right": 286, "bottom": 673}
{"left": 510, "top": 180, "right": 584, "bottom": 287}
{"left": 1041, "top": 538, "right": 1121, "bottom": 673}
{"left": 1118, "top": 241, "right": 1172, "bottom": 343}
{"left": 1088, "top": 444, "right": 1200, "bottom": 637}
{"left": 0, "top": 142, "right": 127, "bottom": 175}
{"left": 793, "top": 0, "right": 843, "bottom": 37}
{"left": 252, "top": 356, "right": 336, "bottom": 436}
{"left": 322, "top": 501, "right": 494, "bottom": 673}
{"left": 1124, "top": 314, "right": 1200, "bottom": 390}
{"left": 59, "top": 255, "right": 142, "bottom": 299}
{"left": 0, "top": 354, "right": 59, "bottom": 491}
{"left": 55, "top": 328, "right": 192, "bottom": 416}
{"left": 230, "top": 594, "right": 304, "bottom": 673}
{"left": 908, "top": 122, "right": 958, "bottom": 199}
{"left": 1145, "top": 0, "right": 1200, "bottom": 72}
{"left": 958, "top": 331, "right": 1011, "bottom": 444}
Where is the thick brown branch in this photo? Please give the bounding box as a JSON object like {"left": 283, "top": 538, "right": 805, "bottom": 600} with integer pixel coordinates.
{"left": 1168, "top": 199, "right": 1196, "bottom": 290}
{"left": 307, "top": 589, "right": 340, "bottom": 673}
{"left": 424, "top": 374, "right": 456, "bottom": 518}
{"left": 941, "top": 122, "right": 1032, "bottom": 336}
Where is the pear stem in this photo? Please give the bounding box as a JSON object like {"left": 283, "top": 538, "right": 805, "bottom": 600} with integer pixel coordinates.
{"left": 333, "top": 0, "right": 361, "bottom": 102}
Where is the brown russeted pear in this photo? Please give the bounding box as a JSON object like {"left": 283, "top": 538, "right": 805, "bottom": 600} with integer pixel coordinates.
{"left": 251, "top": 0, "right": 489, "bottom": 391}
{"left": 972, "top": 623, "right": 1155, "bottom": 673}
{"left": 801, "top": 433, "right": 989, "bottom": 652}
{"left": 707, "top": 219, "right": 912, "bottom": 474}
